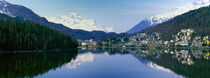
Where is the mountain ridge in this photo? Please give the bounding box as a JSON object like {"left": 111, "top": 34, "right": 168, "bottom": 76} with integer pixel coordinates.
{"left": 142, "top": 5, "right": 210, "bottom": 40}
{"left": 46, "top": 12, "right": 114, "bottom": 32}
{"left": 0, "top": 0, "right": 115, "bottom": 40}
{"left": 0, "top": 14, "right": 78, "bottom": 50}
{"left": 127, "top": 0, "right": 210, "bottom": 34}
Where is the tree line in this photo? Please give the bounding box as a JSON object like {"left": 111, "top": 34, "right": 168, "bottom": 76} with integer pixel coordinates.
{"left": 0, "top": 17, "right": 78, "bottom": 51}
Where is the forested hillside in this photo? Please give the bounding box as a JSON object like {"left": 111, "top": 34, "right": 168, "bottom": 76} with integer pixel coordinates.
{"left": 142, "top": 6, "right": 210, "bottom": 40}
{"left": 0, "top": 17, "right": 78, "bottom": 51}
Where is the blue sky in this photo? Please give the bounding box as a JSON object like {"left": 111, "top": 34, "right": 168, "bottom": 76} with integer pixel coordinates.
{"left": 6, "top": 0, "right": 192, "bottom": 32}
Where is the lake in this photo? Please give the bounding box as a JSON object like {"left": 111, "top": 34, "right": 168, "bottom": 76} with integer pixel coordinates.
{"left": 0, "top": 49, "right": 209, "bottom": 78}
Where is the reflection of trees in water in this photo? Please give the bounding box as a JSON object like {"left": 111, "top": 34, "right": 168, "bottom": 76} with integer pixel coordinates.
{"left": 141, "top": 53, "right": 210, "bottom": 78}
{"left": 0, "top": 50, "right": 78, "bottom": 78}
{"left": 107, "top": 48, "right": 210, "bottom": 78}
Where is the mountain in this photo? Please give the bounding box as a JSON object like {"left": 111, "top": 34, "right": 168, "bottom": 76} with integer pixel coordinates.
{"left": 0, "top": 0, "right": 115, "bottom": 40}
{"left": 142, "top": 5, "right": 210, "bottom": 40}
{"left": 0, "top": 14, "right": 78, "bottom": 50}
{"left": 46, "top": 12, "right": 114, "bottom": 32}
{"left": 127, "top": 0, "right": 210, "bottom": 34}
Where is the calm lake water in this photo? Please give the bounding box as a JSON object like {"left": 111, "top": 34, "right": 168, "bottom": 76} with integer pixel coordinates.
{"left": 0, "top": 49, "right": 209, "bottom": 78}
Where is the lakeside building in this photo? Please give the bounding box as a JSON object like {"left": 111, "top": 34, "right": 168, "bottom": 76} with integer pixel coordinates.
{"left": 175, "top": 29, "right": 194, "bottom": 46}
{"left": 191, "top": 37, "right": 202, "bottom": 47}
{"left": 92, "top": 28, "right": 209, "bottom": 48}
{"left": 78, "top": 39, "right": 97, "bottom": 46}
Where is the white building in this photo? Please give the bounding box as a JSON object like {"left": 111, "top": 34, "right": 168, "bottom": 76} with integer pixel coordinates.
{"left": 175, "top": 29, "right": 194, "bottom": 46}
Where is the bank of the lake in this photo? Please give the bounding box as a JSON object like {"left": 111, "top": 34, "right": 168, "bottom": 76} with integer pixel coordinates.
{"left": 79, "top": 46, "right": 210, "bottom": 50}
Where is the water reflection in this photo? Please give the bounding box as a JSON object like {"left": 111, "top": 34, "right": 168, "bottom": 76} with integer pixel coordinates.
{"left": 175, "top": 50, "right": 194, "bottom": 65}
{"left": 111, "top": 48, "right": 210, "bottom": 78}
{"left": 111, "top": 48, "right": 210, "bottom": 65}
{"left": 0, "top": 49, "right": 209, "bottom": 78}
{"left": 146, "top": 62, "right": 173, "bottom": 73}
{"left": 0, "top": 50, "right": 78, "bottom": 78}
{"left": 66, "top": 52, "right": 94, "bottom": 69}
{"left": 65, "top": 50, "right": 109, "bottom": 69}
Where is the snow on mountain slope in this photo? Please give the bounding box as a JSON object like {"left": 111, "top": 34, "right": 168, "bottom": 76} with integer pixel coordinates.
{"left": 127, "top": 0, "right": 210, "bottom": 34}
{"left": 46, "top": 12, "right": 114, "bottom": 32}
{"left": 0, "top": 0, "right": 14, "bottom": 16}
{"left": 147, "top": 0, "right": 210, "bottom": 25}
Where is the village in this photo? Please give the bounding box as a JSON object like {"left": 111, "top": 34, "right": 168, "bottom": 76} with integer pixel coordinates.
{"left": 78, "top": 29, "right": 210, "bottom": 49}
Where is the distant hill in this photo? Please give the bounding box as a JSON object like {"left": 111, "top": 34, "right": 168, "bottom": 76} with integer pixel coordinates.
{"left": 0, "top": 0, "right": 115, "bottom": 40}
{"left": 142, "top": 6, "right": 210, "bottom": 40}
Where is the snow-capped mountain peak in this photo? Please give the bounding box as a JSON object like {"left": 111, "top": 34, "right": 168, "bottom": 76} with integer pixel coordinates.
{"left": 194, "top": 0, "right": 210, "bottom": 5}
{"left": 0, "top": 0, "right": 16, "bottom": 17}
{"left": 127, "top": 0, "right": 210, "bottom": 34}
{"left": 46, "top": 12, "right": 114, "bottom": 32}
{"left": 147, "top": 0, "right": 210, "bottom": 26}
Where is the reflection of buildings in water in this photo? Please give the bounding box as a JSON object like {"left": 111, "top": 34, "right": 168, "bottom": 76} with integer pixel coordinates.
{"left": 191, "top": 50, "right": 203, "bottom": 59}
{"left": 66, "top": 52, "right": 95, "bottom": 69}
{"left": 164, "top": 50, "right": 169, "bottom": 54}
{"left": 174, "top": 49, "right": 210, "bottom": 65}
{"left": 123, "top": 49, "right": 163, "bottom": 59}
{"left": 134, "top": 55, "right": 184, "bottom": 78}
{"left": 175, "top": 50, "right": 194, "bottom": 65}
{"left": 132, "top": 49, "right": 209, "bottom": 65}
{"left": 112, "top": 48, "right": 209, "bottom": 66}
{"left": 203, "top": 56, "right": 209, "bottom": 60}
{"left": 127, "top": 49, "right": 210, "bottom": 78}
{"left": 203, "top": 52, "right": 209, "bottom": 60}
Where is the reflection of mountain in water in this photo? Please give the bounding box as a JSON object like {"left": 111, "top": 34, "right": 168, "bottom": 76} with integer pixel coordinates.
{"left": 3, "top": 48, "right": 208, "bottom": 78}
{"left": 133, "top": 55, "right": 148, "bottom": 64}
{"left": 103, "top": 48, "right": 210, "bottom": 78}
{"left": 134, "top": 49, "right": 210, "bottom": 78}
{"left": 66, "top": 52, "right": 94, "bottom": 69}
{"left": 0, "top": 51, "right": 78, "bottom": 78}
{"left": 133, "top": 55, "right": 183, "bottom": 78}
{"left": 66, "top": 49, "right": 108, "bottom": 69}
{"left": 105, "top": 48, "right": 176, "bottom": 73}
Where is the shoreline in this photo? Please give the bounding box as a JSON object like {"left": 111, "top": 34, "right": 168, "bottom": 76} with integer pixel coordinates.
{"left": 78, "top": 46, "right": 210, "bottom": 50}
{"left": 0, "top": 49, "right": 78, "bottom": 53}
